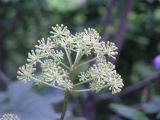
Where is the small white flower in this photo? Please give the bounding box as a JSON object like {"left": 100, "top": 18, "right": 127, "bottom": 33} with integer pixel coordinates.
{"left": 17, "top": 64, "right": 35, "bottom": 83}
{"left": 74, "top": 28, "right": 101, "bottom": 55}
{"left": 35, "top": 38, "right": 54, "bottom": 53}
{"left": 49, "top": 50, "right": 64, "bottom": 63}
{"left": 78, "top": 71, "right": 90, "bottom": 82}
{"left": 50, "top": 24, "right": 74, "bottom": 48}
{"left": 50, "top": 24, "right": 71, "bottom": 39}
{"left": 107, "top": 71, "right": 124, "bottom": 94}
{"left": 0, "top": 114, "right": 20, "bottom": 120}
{"left": 27, "top": 49, "right": 42, "bottom": 64}
{"left": 105, "top": 41, "right": 118, "bottom": 59}
{"left": 41, "top": 59, "right": 73, "bottom": 89}
{"left": 95, "top": 41, "right": 118, "bottom": 59}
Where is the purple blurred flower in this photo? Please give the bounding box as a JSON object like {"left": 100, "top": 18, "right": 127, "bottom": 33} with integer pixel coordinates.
{"left": 152, "top": 55, "right": 160, "bottom": 69}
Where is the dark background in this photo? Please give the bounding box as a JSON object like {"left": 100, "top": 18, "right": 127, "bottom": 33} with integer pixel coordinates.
{"left": 0, "top": 0, "right": 160, "bottom": 120}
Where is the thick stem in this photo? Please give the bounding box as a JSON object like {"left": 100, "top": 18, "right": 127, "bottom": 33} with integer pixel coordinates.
{"left": 60, "top": 57, "right": 74, "bottom": 120}
{"left": 60, "top": 90, "right": 70, "bottom": 120}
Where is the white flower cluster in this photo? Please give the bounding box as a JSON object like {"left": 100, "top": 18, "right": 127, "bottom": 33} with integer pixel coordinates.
{"left": 0, "top": 114, "right": 20, "bottom": 120}
{"left": 17, "top": 24, "right": 123, "bottom": 94}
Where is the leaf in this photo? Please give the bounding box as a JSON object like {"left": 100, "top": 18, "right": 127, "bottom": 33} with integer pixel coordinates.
{"left": 130, "top": 62, "right": 155, "bottom": 83}
{"left": 143, "top": 96, "right": 160, "bottom": 114}
{"left": 0, "top": 92, "right": 8, "bottom": 103}
{"left": 65, "top": 116, "right": 87, "bottom": 120}
{"left": 8, "top": 81, "right": 33, "bottom": 101}
{"left": 110, "top": 103, "right": 148, "bottom": 120}
{"left": 74, "top": 117, "right": 87, "bottom": 120}
{"left": 143, "top": 102, "right": 160, "bottom": 114}
{"left": 43, "top": 89, "right": 64, "bottom": 104}
{"left": 45, "top": 0, "right": 86, "bottom": 12}
{"left": 0, "top": 81, "right": 58, "bottom": 120}
{"left": 13, "top": 93, "right": 58, "bottom": 120}
{"left": 157, "top": 112, "right": 160, "bottom": 119}
{"left": 108, "top": 115, "right": 122, "bottom": 120}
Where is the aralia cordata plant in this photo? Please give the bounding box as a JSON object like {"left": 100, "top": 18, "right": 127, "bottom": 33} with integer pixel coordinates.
{"left": 17, "top": 24, "right": 124, "bottom": 120}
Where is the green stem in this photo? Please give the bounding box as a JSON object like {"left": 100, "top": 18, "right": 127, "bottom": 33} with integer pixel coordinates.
{"left": 74, "top": 49, "right": 82, "bottom": 65}
{"left": 75, "top": 57, "right": 96, "bottom": 69}
{"left": 60, "top": 61, "right": 74, "bottom": 120}
{"left": 74, "top": 79, "right": 92, "bottom": 87}
{"left": 60, "top": 90, "right": 70, "bottom": 120}
{"left": 60, "top": 62, "right": 70, "bottom": 70}
{"left": 30, "top": 76, "right": 92, "bottom": 92}
{"left": 48, "top": 51, "right": 70, "bottom": 70}
{"left": 72, "top": 88, "right": 91, "bottom": 92}
{"left": 64, "top": 46, "right": 72, "bottom": 67}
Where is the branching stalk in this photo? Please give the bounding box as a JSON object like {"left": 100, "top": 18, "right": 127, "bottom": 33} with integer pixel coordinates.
{"left": 72, "top": 88, "right": 91, "bottom": 92}
{"left": 75, "top": 57, "right": 96, "bottom": 69}
{"left": 49, "top": 52, "right": 70, "bottom": 70}
{"left": 74, "top": 79, "right": 92, "bottom": 87}
{"left": 74, "top": 49, "right": 82, "bottom": 65}
{"left": 64, "top": 46, "right": 72, "bottom": 66}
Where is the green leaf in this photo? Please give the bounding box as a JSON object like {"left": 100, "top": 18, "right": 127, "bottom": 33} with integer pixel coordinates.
{"left": 110, "top": 103, "right": 148, "bottom": 120}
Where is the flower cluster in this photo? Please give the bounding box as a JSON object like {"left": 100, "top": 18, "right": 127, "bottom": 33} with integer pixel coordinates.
{"left": 80, "top": 62, "right": 123, "bottom": 93}
{"left": 0, "top": 114, "right": 20, "bottom": 120}
{"left": 17, "top": 24, "right": 124, "bottom": 94}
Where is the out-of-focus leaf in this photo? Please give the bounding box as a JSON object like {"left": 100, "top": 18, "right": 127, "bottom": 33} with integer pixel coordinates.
{"left": 143, "top": 96, "right": 160, "bottom": 114}
{"left": 157, "top": 112, "right": 160, "bottom": 119}
{"left": 74, "top": 117, "right": 87, "bottom": 120}
{"left": 110, "top": 103, "right": 148, "bottom": 120}
{"left": 0, "top": 92, "right": 7, "bottom": 103}
{"left": 14, "top": 93, "right": 58, "bottom": 120}
{"left": 108, "top": 115, "right": 122, "bottom": 120}
{"left": 0, "top": 81, "right": 58, "bottom": 120}
{"left": 130, "top": 62, "right": 155, "bottom": 83}
{"left": 45, "top": 0, "right": 86, "bottom": 12}
{"left": 65, "top": 116, "right": 87, "bottom": 120}
{"left": 143, "top": 102, "right": 159, "bottom": 114}
{"left": 154, "top": 8, "right": 160, "bottom": 20}
{"left": 135, "top": 36, "right": 149, "bottom": 46}
{"left": 43, "top": 89, "right": 64, "bottom": 104}
{"left": 8, "top": 81, "right": 33, "bottom": 101}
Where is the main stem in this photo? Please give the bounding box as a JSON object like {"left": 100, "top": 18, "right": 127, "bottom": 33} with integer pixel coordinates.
{"left": 60, "top": 90, "right": 70, "bottom": 120}
{"left": 60, "top": 48, "right": 74, "bottom": 120}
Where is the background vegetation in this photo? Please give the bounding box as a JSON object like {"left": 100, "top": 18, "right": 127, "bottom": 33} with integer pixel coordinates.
{"left": 0, "top": 0, "right": 160, "bottom": 120}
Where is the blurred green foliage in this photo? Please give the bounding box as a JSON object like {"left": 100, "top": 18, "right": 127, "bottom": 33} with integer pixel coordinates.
{"left": 0, "top": 0, "right": 160, "bottom": 120}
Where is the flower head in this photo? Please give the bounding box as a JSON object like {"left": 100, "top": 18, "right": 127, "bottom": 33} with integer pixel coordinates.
{"left": 79, "top": 62, "right": 123, "bottom": 93}
{"left": 17, "top": 64, "right": 35, "bottom": 83}
{"left": 17, "top": 24, "right": 123, "bottom": 94}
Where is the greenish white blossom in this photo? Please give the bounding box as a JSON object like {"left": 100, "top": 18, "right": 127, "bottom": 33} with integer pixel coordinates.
{"left": 0, "top": 114, "right": 20, "bottom": 120}
{"left": 17, "top": 24, "right": 124, "bottom": 94}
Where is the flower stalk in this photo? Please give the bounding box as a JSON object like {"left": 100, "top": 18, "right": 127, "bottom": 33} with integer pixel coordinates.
{"left": 60, "top": 90, "right": 70, "bottom": 120}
